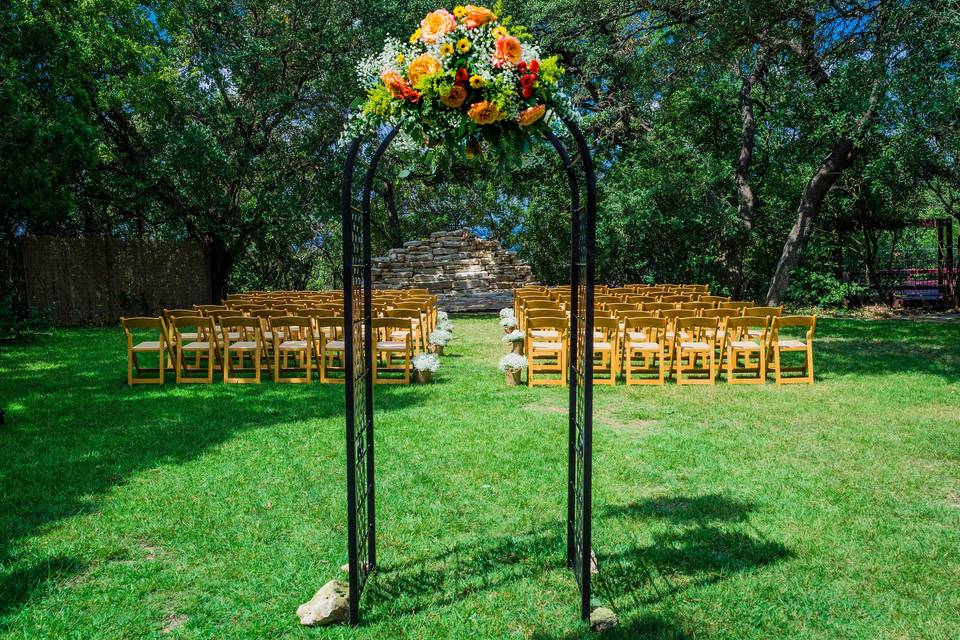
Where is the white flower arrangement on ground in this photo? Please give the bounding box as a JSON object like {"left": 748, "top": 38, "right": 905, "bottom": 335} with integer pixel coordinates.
{"left": 438, "top": 318, "right": 454, "bottom": 332}
{"left": 500, "top": 316, "right": 517, "bottom": 328}
{"left": 412, "top": 353, "right": 442, "bottom": 372}
{"left": 499, "top": 307, "right": 515, "bottom": 319}
{"left": 429, "top": 329, "right": 453, "bottom": 346}
{"left": 438, "top": 310, "right": 449, "bottom": 322}
{"left": 498, "top": 353, "right": 527, "bottom": 372}
{"left": 502, "top": 329, "right": 524, "bottom": 343}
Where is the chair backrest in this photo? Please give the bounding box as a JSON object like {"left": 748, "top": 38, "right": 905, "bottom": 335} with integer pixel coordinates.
{"left": 269, "top": 316, "right": 314, "bottom": 343}
{"left": 594, "top": 317, "right": 619, "bottom": 341}
{"left": 605, "top": 302, "right": 638, "bottom": 312}
{"left": 172, "top": 315, "right": 215, "bottom": 339}
{"left": 618, "top": 310, "right": 656, "bottom": 323}
{"left": 219, "top": 316, "right": 263, "bottom": 342}
{"left": 719, "top": 301, "right": 753, "bottom": 311}
{"left": 660, "top": 295, "right": 691, "bottom": 303}
{"left": 526, "top": 308, "right": 565, "bottom": 320}
{"left": 661, "top": 309, "right": 695, "bottom": 325}
{"left": 771, "top": 315, "right": 816, "bottom": 340}
{"left": 121, "top": 316, "right": 165, "bottom": 332}
{"left": 676, "top": 316, "right": 718, "bottom": 341}
{"left": 523, "top": 299, "right": 556, "bottom": 311}
{"left": 194, "top": 304, "right": 228, "bottom": 313}
{"left": 746, "top": 306, "right": 783, "bottom": 320}
{"left": 726, "top": 316, "right": 769, "bottom": 342}
{"left": 699, "top": 295, "right": 731, "bottom": 304}
{"left": 681, "top": 301, "right": 715, "bottom": 312}
{"left": 372, "top": 316, "right": 412, "bottom": 342}
{"left": 641, "top": 302, "right": 676, "bottom": 314}
{"left": 702, "top": 308, "right": 740, "bottom": 322}
{"left": 526, "top": 316, "right": 567, "bottom": 335}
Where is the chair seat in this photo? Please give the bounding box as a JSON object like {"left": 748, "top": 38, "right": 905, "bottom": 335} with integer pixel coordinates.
{"left": 776, "top": 339, "right": 807, "bottom": 348}
{"left": 132, "top": 341, "right": 163, "bottom": 352}
{"left": 679, "top": 341, "right": 711, "bottom": 350}
{"left": 324, "top": 340, "right": 345, "bottom": 351}
{"left": 279, "top": 340, "right": 309, "bottom": 350}
{"left": 629, "top": 341, "right": 661, "bottom": 351}
{"left": 229, "top": 341, "right": 259, "bottom": 351}
{"left": 532, "top": 341, "right": 563, "bottom": 350}
{"left": 178, "top": 332, "right": 198, "bottom": 341}
{"left": 530, "top": 330, "right": 560, "bottom": 338}
{"left": 377, "top": 341, "right": 408, "bottom": 351}
{"left": 593, "top": 342, "right": 613, "bottom": 351}
{"left": 730, "top": 340, "right": 761, "bottom": 349}
{"left": 183, "top": 341, "right": 213, "bottom": 350}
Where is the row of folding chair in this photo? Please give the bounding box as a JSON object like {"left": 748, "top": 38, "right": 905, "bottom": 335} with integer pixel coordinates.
{"left": 120, "top": 313, "right": 420, "bottom": 385}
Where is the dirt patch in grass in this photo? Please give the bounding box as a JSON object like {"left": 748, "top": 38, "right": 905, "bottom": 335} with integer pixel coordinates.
{"left": 162, "top": 613, "right": 188, "bottom": 634}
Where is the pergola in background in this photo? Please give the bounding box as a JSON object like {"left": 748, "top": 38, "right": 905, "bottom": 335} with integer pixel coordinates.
{"left": 339, "top": 119, "right": 597, "bottom": 625}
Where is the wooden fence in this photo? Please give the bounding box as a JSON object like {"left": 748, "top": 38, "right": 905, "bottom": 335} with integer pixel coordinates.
{"left": 22, "top": 237, "right": 212, "bottom": 325}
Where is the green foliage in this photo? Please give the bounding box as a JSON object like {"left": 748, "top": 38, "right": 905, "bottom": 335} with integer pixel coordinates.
{"left": 0, "top": 296, "right": 53, "bottom": 343}
{"left": 784, "top": 268, "right": 871, "bottom": 308}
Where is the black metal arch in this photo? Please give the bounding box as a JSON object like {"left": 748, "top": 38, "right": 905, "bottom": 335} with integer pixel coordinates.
{"left": 339, "top": 118, "right": 596, "bottom": 625}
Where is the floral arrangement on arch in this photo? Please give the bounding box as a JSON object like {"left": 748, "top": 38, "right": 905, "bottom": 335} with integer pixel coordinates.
{"left": 346, "top": 3, "right": 568, "bottom": 163}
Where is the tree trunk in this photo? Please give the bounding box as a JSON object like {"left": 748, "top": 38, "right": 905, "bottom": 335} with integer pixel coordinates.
{"left": 727, "top": 52, "right": 769, "bottom": 296}
{"left": 381, "top": 180, "right": 404, "bottom": 249}
{"left": 765, "top": 138, "right": 855, "bottom": 305}
{"left": 207, "top": 236, "right": 233, "bottom": 303}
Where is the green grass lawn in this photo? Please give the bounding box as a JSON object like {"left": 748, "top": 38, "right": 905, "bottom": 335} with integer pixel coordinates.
{"left": 1, "top": 316, "right": 959, "bottom": 639}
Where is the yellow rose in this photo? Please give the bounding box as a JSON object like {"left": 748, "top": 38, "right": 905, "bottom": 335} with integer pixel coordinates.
{"left": 440, "top": 42, "right": 454, "bottom": 57}
{"left": 453, "top": 5, "right": 467, "bottom": 18}
{"left": 463, "top": 5, "right": 496, "bottom": 29}
{"left": 409, "top": 28, "right": 422, "bottom": 44}
{"left": 467, "top": 100, "right": 502, "bottom": 125}
{"left": 492, "top": 25, "right": 508, "bottom": 39}
{"left": 468, "top": 74, "right": 485, "bottom": 89}
{"left": 518, "top": 104, "right": 546, "bottom": 127}
{"left": 457, "top": 38, "right": 471, "bottom": 53}
{"left": 407, "top": 54, "right": 442, "bottom": 86}
{"left": 419, "top": 9, "right": 457, "bottom": 44}
{"left": 440, "top": 85, "right": 468, "bottom": 108}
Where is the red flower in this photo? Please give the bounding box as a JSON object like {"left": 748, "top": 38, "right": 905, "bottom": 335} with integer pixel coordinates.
{"left": 455, "top": 67, "right": 469, "bottom": 84}
{"left": 517, "top": 61, "right": 528, "bottom": 72}
{"left": 522, "top": 86, "right": 533, "bottom": 99}
{"left": 529, "top": 59, "right": 540, "bottom": 73}
{"left": 519, "top": 74, "right": 536, "bottom": 89}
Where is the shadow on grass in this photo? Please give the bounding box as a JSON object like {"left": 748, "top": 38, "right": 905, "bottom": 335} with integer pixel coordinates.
{"left": 361, "top": 494, "right": 787, "bottom": 637}
{"left": 0, "top": 331, "right": 419, "bottom": 618}
{"left": 591, "top": 494, "right": 791, "bottom": 633}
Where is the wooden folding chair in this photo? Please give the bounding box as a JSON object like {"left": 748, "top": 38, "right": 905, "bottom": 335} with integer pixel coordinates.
{"left": 388, "top": 307, "right": 427, "bottom": 353}
{"left": 269, "top": 316, "right": 316, "bottom": 383}
{"left": 768, "top": 316, "right": 816, "bottom": 384}
{"left": 526, "top": 317, "right": 567, "bottom": 387}
{"left": 221, "top": 316, "right": 264, "bottom": 383}
{"left": 120, "top": 317, "right": 168, "bottom": 385}
{"left": 172, "top": 316, "right": 218, "bottom": 384}
{"left": 592, "top": 317, "right": 620, "bottom": 386}
{"left": 372, "top": 317, "right": 412, "bottom": 384}
{"left": 314, "top": 317, "right": 346, "bottom": 383}
{"left": 720, "top": 316, "right": 768, "bottom": 384}
{"left": 699, "top": 295, "right": 731, "bottom": 305}
{"left": 672, "top": 316, "right": 718, "bottom": 385}
{"left": 623, "top": 316, "right": 667, "bottom": 385}
{"left": 719, "top": 301, "right": 753, "bottom": 313}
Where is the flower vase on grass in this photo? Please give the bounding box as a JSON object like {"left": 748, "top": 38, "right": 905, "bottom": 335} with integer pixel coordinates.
{"left": 499, "top": 353, "right": 527, "bottom": 386}
{"left": 412, "top": 353, "right": 441, "bottom": 384}
{"left": 428, "top": 329, "right": 452, "bottom": 355}
{"left": 500, "top": 315, "right": 517, "bottom": 334}
{"left": 502, "top": 330, "right": 524, "bottom": 354}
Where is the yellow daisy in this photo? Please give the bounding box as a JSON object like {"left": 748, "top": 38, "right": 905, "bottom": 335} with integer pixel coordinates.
{"left": 440, "top": 42, "right": 454, "bottom": 57}
{"left": 453, "top": 5, "right": 467, "bottom": 18}
{"left": 409, "top": 28, "right": 422, "bottom": 44}
{"left": 492, "top": 25, "right": 509, "bottom": 39}
{"left": 396, "top": 53, "right": 405, "bottom": 65}
{"left": 457, "top": 38, "right": 471, "bottom": 53}
{"left": 469, "top": 74, "right": 485, "bottom": 89}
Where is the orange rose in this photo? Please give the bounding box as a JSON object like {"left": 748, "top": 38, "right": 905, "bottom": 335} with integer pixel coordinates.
{"left": 381, "top": 71, "right": 409, "bottom": 100}
{"left": 518, "top": 104, "right": 546, "bottom": 127}
{"left": 463, "top": 4, "right": 496, "bottom": 29}
{"left": 467, "top": 100, "right": 502, "bottom": 125}
{"left": 440, "top": 85, "right": 468, "bottom": 108}
{"left": 493, "top": 35, "right": 522, "bottom": 66}
{"left": 420, "top": 9, "right": 457, "bottom": 44}
{"left": 407, "top": 54, "right": 442, "bottom": 87}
